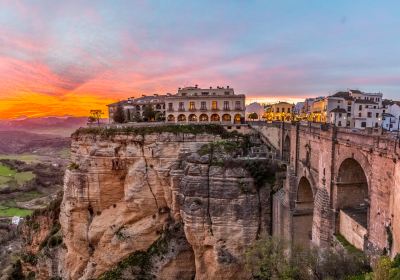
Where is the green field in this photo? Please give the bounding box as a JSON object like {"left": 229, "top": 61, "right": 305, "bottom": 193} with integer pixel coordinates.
{"left": 0, "top": 154, "right": 40, "bottom": 163}
{"left": 0, "top": 205, "right": 33, "bottom": 217}
{"left": 0, "top": 163, "right": 35, "bottom": 188}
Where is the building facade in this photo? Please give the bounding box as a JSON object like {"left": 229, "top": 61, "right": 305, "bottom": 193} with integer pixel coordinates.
{"left": 382, "top": 101, "right": 400, "bottom": 131}
{"left": 108, "top": 95, "right": 166, "bottom": 123}
{"left": 268, "top": 102, "right": 294, "bottom": 121}
{"left": 165, "top": 86, "right": 245, "bottom": 124}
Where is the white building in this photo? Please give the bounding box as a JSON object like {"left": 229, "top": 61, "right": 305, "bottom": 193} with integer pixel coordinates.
{"left": 325, "top": 90, "right": 383, "bottom": 129}
{"left": 382, "top": 100, "right": 400, "bottom": 131}
{"left": 165, "top": 86, "right": 245, "bottom": 124}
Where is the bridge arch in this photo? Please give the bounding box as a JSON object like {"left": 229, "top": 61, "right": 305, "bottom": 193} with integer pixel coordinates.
{"left": 293, "top": 176, "right": 314, "bottom": 246}
{"left": 334, "top": 157, "right": 369, "bottom": 250}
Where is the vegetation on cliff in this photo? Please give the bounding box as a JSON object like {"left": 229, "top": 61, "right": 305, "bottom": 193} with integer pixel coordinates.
{"left": 98, "top": 222, "right": 186, "bottom": 280}
{"left": 245, "top": 236, "right": 371, "bottom": 280}
{"left": 72, "top": 123, "right": 244, "bottom": 139}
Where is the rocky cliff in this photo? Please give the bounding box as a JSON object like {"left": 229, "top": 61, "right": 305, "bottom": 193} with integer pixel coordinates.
{"left": 57, "top": 125, "right": 279, "bottom": 279}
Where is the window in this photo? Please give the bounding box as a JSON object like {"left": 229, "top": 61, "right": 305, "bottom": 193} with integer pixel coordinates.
{"left": 359, "top": 105, "right": 362, "bottom": 110}
{"left": 366, "top": 105, "right": 369, "bottom": 108}
{"left": 282, "top": 108, "right": 285, "bottom": 113}
{"left": 338, "top": 121, "right": 342, "bottom": 126}
{"left": 235, "top": 101, "right": 241, "bottom": 110}
{"left": 361, "top": 122, "right": 366, "bottom": 127}
{"left": 212, "top": 101, "right": 218, "bottom": 110}
{"left": 168, "top": 103, "right": 173, "bottom": 110}
{"left": 347, "top": 113, "right": 351, "bottom": 117}
{"left": 376, "top": 113, "right": 379, "bottom": 118}
{"left": 224, "top": 91, "right": 230, "bottom": 95}
{"left": 201, "top": 101, "right": 206, "bottom": 110}
{"left": 181, "top": 93, "right": 187, "bottom": 96}
{"left": 339, "top": 113, "right": 342, "bottom": 118}
{"left": 276, "top": 108, "right": 280, "bottom": 113}
{"left": 223, "top": 101, "right": 230, "bottom": 110}
{"left": 373, "top": 106, "right": 376, "bottom": 109}
{"left": 375, "top": 123, "right": 378, "bottom": 128}
{"left": 347, "top": 106, "right": 351, "bottom": 112}
{"left": 338, "top": 100, "right": 342, "bottom": 103}
{"left": 358, "top": 112, "right": 362, "bottom": 117}
{"left": 189, "top": 102, "right": 195, "bottom": 110}
{"left": 288, "top": 108, "right": 291, "bottom": 113}
{"left": 179, "top": 102, "right": 184, "bottom": 110}
{"left": 201, "top": 92, "right": 209, "bottom": 96}
{"left": 367, "top": 112, "right": 372, "bottom": 118}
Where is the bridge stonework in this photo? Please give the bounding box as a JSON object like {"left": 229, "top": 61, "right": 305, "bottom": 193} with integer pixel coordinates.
{"left": 266, "top": 123, "right": 400, "bottom": 257}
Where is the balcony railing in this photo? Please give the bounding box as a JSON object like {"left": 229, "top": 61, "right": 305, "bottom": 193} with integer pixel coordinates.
{"left": 223, "top": 107, "right": 231, "bottom": 111}
{"left": 211, "top": 107, "right": 219, "bottom": 111}
{"left": 178, "top": 108, "right": 185, "bottom": 112}
{"left": 200, "top": 107, "right": 207, "bottom": 111}
{"left": 188, "top": 108, "right": 197, "bottom": 112}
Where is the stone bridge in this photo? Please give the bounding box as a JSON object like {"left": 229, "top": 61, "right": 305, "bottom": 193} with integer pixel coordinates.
{"left": 251, "top": 122, "right": 400, "bottom": 257}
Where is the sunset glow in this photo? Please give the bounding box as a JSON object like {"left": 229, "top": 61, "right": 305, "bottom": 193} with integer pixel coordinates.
{"left": 1, "top": 1, "right": 400, "bottom": 119}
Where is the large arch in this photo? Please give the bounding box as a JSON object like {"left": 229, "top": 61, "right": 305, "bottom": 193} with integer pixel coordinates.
{"left": 282, "top": 135, "right": 290, "bottom": 163}
{"left": 177, "top": 114, "right": 186, "bottom": 122}
{"left": 210, "top": 114, "right": 220, "bottom": 122}
{"left": 234, "top": 114, "right": 242, "bottom": 124}
{"left": 199, "top": 114, "right": 208, "bottom": 122}
{"left": 335, "top": 158, "right": 369, "bottom": 250}
{"left": 222, "top": 114, "right": 231, "bottom": 122}
{"left": 293, "top": 177, "right": 314, "bottom": 246}
{"left": 188, "top": 114, "right": 197, "bottom": 122}
{"left": 167, "top": 114, "right": 175, "bottom": 122}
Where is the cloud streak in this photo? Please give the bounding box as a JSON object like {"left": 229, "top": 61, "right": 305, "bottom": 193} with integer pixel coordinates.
{"left": 0, "top": 1, "right": 400, "bottom": 119}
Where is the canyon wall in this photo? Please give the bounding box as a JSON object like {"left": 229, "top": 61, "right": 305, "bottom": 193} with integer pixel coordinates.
{"left": 59, "top": 128, "right": 274, "bottom": 279}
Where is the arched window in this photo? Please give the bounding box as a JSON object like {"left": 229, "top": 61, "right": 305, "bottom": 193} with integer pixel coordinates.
{"left": 177, "top": 114, "right": 186, "bottom": 122}
{"left": 167, "top": 115, "right": 175, "bottom": 122}
{"left": 222, "top": 114, "right": 231, "bottom": 122}
{"left": 210, "top": 114, "right": 220, "bottom": 122}
{"left": 188, "top": 114, "right": 197, "bottom": 122}
{"left": 234, "top": 114, "right": 242, "bottom": 124}
{"left": 199, "top": 114, "right": 208, "bottom": 122}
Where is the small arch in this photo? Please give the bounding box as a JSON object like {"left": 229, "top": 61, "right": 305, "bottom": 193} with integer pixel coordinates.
{"left": 210, "top": 114, "right": 220, "bottom": 122}
{"left": 222, "top": 114, "right": 231, "bottom": 122}
{"left": 234, "top": 114, "right": 242, "bottom": 124}
{"left": 199, "top": 114, "right": 209, "bottom": 122}
{"left": 177, "top": 114, "right": 186, "bottom": 122}
{"left": 188, "top": 114, "right": 197, "bottom": 122}
{"left": 293, "top": 177, "right": 314, "bottom": 246}
{"left": 167, "top": 114, "right": 175, "bottom": 122}
{"left": 335, "top": 158, "right": 369, "bottom": 250}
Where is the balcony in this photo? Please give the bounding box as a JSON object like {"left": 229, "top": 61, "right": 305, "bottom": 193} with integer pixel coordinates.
{"left": 200, "top": 107, "right": 208, "bottom": 111}
{"left": 211, "top": 107, "right": 220, "bottom": 111}
{"left": 178, "top": 108, "right": 185, "bottom": 112}
{"left": 234, "top": 107, "right": 243, "bottom": 111}
{"left": 188, "top": 108, "right": 197, "bottom": 112}
{"left": 223, "top": 107, "right": 231, "bottom": 111}
{"left": 168, "top": 108, "right": 174, "bottom": 112}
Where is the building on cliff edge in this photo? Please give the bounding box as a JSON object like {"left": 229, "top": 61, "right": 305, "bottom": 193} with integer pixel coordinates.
{"left": 107, "top": 85, "right": 246, "bottom": 124}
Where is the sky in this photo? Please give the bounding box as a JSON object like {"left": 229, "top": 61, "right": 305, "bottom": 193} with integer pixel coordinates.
{"left": 1, "top": 0, "right": 400, "bottom": 119}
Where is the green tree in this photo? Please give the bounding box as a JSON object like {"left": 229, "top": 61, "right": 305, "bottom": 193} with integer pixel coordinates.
{"left": 113, "top": 104, "right": 125, "bottom": 123}
{"left": 143, "top": 105, "right": 156, "bottom": 122}
{"left": 90, "top": 109, "right": 104, "bottom": 126}
{"left": 10, "top": 260, "right": 24, "bottom": 280}
{"left": 248, "top": 112, "right": 259, "bottom": 120}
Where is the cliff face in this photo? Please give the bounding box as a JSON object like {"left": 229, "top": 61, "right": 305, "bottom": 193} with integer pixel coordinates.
{"left": 60, "top": 128, "right": 274, "bottom": 279}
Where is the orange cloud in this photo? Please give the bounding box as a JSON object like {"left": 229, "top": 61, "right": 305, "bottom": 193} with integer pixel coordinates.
{"left": 0, "top": 92, "right": 116, "bottom": 119}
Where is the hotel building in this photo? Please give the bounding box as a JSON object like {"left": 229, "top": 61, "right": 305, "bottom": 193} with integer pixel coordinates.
{"left": 165, "top": 86, "right": 245, "bottom": 124}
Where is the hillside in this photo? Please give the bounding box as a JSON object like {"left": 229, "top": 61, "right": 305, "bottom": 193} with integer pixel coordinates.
{"left": 0, "top": 131, "right": 70, "bottom": 154}
{"left": 0, "top": 116, "right": 90, "bottom": 137}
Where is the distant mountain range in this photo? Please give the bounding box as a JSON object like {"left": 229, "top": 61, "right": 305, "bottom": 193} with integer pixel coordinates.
{"left": 0, "top": 116, "right": 90, "bottom": 137}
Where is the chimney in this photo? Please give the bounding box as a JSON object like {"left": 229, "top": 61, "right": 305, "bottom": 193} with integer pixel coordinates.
{"left": 195, "top": 84, "right": 198, "bottom": 88}
{"left": 227, "top": 86, "right": 229, "bottom": 89}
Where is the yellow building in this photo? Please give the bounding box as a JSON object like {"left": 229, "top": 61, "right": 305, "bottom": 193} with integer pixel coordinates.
{"left": 269, "top": 102, "right": 294, "bottom": 121}
{"left": 309, "top": 98, "right": 327, "bottom": 122}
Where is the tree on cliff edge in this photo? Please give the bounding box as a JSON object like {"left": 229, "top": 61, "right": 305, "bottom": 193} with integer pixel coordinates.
{"left": 113, "top": 104, "right": 125, "bottom": 123}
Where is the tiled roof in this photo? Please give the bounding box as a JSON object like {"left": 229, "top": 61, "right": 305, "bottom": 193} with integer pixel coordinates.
{"left": 330, "top": 108, "right": 347, "bottom": 113}
{"left": 331, "top": 91, "right": 353, "bottom": 100}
